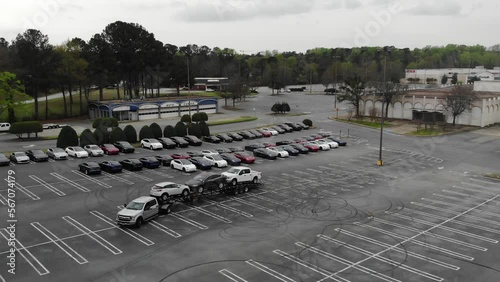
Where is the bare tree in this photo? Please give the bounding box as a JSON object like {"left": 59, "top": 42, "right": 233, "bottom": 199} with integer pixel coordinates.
{"left": 369, "top": 107, "right": 378, "bottom": 122}
{"left": 445, "top": 85, "right": 477, "bottom": 125}
{"left": 338, "top": 75, "right": 365, "bottom": 117}
{"left": 370, "top": 81, "right": 408, "bottom": 118}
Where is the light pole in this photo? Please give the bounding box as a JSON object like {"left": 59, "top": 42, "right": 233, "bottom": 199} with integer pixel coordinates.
{"left": 332, "top": 55, "right": 340, "bottom": 117}
{"left": 186, "top": 56, "right": 191, "bottom": 116}
{"left": 378, "top": 47, "right": 391, "bottom": 166}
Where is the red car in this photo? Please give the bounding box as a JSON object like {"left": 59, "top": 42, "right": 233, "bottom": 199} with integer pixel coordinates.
{"left": 294, "top": 138, "right": 307, "bottom": 143}
{"left": 263, "top": 142, "right": 276, "bottom": 147}
{"left": 303, "top": 142, "right": 320, "bottom": 152}
{"left": 233, "top": 152, "right": 255, "bottom": 164}
{"left": 310, "top": 134, "right": 323, "bottom": 140}
{"left": 171, "top": 153, "right": 191, "bottom": 159}
{"left": 256, "top": 129, "right": 272, "bottom": 137}
{"left": 100, "top": 144, "right": 120, "bottom": 155}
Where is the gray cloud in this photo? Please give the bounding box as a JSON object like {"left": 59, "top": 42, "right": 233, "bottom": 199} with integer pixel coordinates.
{"left": 405, "top": 1, "right": 463, "bottom": 16}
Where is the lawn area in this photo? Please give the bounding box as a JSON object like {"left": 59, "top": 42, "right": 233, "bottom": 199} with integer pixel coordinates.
{"left": 208, "top": 116, "right": 258, "bottom": 126}
{"left": 407, "top": 129, "right": 442, "bottom": 136}
{"left": 335, "top": 118, "right": 393, "bottom": 129}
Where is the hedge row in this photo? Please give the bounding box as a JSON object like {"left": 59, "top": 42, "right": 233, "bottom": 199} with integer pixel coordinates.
{"left": 9, "top": 121, "right": 43, "bottom": 138}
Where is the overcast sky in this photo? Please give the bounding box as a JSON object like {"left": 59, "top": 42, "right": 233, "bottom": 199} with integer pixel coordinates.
{"left": 1, "top": 0, "right": 498, "bottom": 53}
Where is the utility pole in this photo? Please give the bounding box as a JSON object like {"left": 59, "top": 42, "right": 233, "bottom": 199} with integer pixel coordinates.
{"left": 332, "top": 55, "right": 340, "bottom": 114}
{"left": 378, "top": 46, "right": 392, "bottom": 166}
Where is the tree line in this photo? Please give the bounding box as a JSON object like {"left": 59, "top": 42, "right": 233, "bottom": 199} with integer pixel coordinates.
{"left": 1, "top": 20, "right": 499, "bottom": 121}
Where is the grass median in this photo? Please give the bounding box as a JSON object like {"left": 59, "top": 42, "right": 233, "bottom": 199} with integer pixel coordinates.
{"left": 334, "top": 118, "right": 393, "bottom": 129}
{"left": 208, "top": 116, "right": 258, "bottom": 126}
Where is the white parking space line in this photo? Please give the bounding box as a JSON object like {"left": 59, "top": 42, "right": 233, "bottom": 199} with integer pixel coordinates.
{"left": 31, "top": 222, "right": 88, "bottom": 264}
{"left": 90, "top": 211, "right": 154, "bottom": 246}
{"left": 3, "top": 179, "right": 40, "bottom": 200}
{"left": 411, "top": 201, "right": 500, "bottom": 227}
{"left": 0, "top": 194, "right": 6, "bottom": 205}
{"left": 251, "top": 194, "right": 290, "bottom": 207}
{"left": 219, "top": 269, "right": 249, "bottom": 282}
{"left": 50, "top": 173, "right": 90, "bottom": 192}
{"left": 273, "top": 250, "right": 348, "bottom": 282}
{"left": 433, "top": 193, "right": 488, "bottom": 205}
{"left": 122, "top": 170, "right": 152, "bottom": 182}
{"left": 72, "top": 170, "right": 112, "bottom": 188}
{"left": 357, "top": 222, "right": 474, "bottom": 261}
{"left": 170, "top": 214, "right": 208, "bottom": 230}
{"left": 0, "top": 274, "right": 4, "bottom": 282}
{"left": 421, "top": 197, "right": 500, "bottom": 219}
{"left": 205, "top": 200, "right": 253, "bottom": 218}
{"left": 463, "top": 181, "right": 500, "bottom": 192}
{"left": 29, "top": 175, "right": 65, "bottom": 196}
{"left": 101, "top": 172, "right": 134, "bottom": 185}
{"left": 145, "top": 170, "right": 173, "bottom": 178}
{"left": 246, "top": 260, "right": 295, "bottom": 282}
{"left": 374, "top": 217, "right": 487, "bottom": 251}
{"left": 469, "top": 177, "right": 500, "bottom": 188}
{"left": 0, "top": 229, "right": 49, "bottom": 276}
{"left": 451, "top": 185, "right": 496, "bottom": 196}
{"left": 9, "top": 163, "right": 15, "bottom": 167}
{"left": 296, "top": 242, "right": 399, "bottom": 282}
{"left": 62, "top": 216, "right": 122, "bottom": 255}
{"left": 233, "top": 198, "right": 273, "bottom": 212}
{"left": 318, "top": 235, "right": 444, "bottom": 282}
{"left": 183, "top": 205, "right": 232, "bottom": 223}
{"left": 148, "top": 221, "right": 182, "bottom": 238}
{"left": 334, "top": 229, "right": 459, "bottom": 270}
{"left": 48, "top": 159, "right": 55, "bottom": 162}
{"left": 442, "top": 189, "right": 486, "bottom": 200}
{"left": 402, "top": 208, "right": 500, "bottom": 235}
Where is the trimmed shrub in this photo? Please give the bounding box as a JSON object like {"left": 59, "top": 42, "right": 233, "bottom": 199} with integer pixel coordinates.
{"left": 189, "top": 123, "right": 202, "bottom": 138}
{"left": 139, "top": 125, "right": 154, "bottom": 140}
{"left": 150, "top": 122, "right": 162, "bottom": 139}
{"left": 80, "top": 129, "right": 97, "bottom": 146}
{"left": 200, "top": 112, "right": 208, "bottom": 122}
{"left": 303, "top": 119, "right": 313, "bottom": 127}
{"left": 191, "top": 112, "right": 202, "bottom": 123}
{"left": 124, "top": 125, "right": 137, "bottom": 143}
{"left": 199, "top": 121, "right": 210, "bottom": 136}
{"left": 92, "top": 117, "right": 118, "bottom": 128}
{"left": 109, "top": 127, "right": 126, "bottom": 143}
{"left": 181, "top": 114, "right": 191, "bottom": 123}
{"left": 93, "top": 126, "right": 110, "bottom": 145}
{"left": 282, "top": 102, "right": 290, "bottom": 112}
{"left": 56, "top": 126, "right": 78, "bottom": 148}
{"left": 163, "top": 125, "right": 176, "bottom": 138}
{"left": 174, "top": 121, "right": 187, "bottom": 137}
{"left": 9, "top": 121, "right": 43, "bottom": 138}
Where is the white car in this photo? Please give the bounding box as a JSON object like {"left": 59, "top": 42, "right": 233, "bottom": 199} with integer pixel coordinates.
{"left": 318, "top": 138, "right": 338, "bottom": 149}
{"left": 170, "top": 159, "right": 197, "bottom": 172}
{"left": 47, "top": 148, "right": 68, "bottom": 160}
{"left": 203, "top": 155, "right": 228, "bottom": 168}
{"left": 9, "top": 152, "right": 30, "bottom": 164}
{"left": 260, "top": 128, "right": 278, "bottom": 136}
{"left": 0, "top": 123, "right": 11, "bottom": 132}
{"left": 141, "top": 138, "right": 163, "bottom": 150}
{"left": 65, "top": 146, "right": 89, "bottom": 158}
{"left": 42, "top": 123, "right": 59, "bottom": 129}
{"left": 308, "top": 140, "right": 330, "bottom": 151}
{"left": 83, "top": 144, "right": 104, "bottom": 156}
{"left": 266, "top": 147, "right": 289, "bottom": 158}
{"left": 149, "top": 182, "right": 191, "bottom": 202}
{"left": 201, "top": 149, "right": 219, "bottom": 157}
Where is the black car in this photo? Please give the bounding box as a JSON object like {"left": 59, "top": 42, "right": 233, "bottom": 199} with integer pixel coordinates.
{"left": 155, "top": 154, "right": 173, "bottom": 166}
{"left": 298, "top": 122, "right": 310, "bottom": 130}
{"left": 158, "top": 137, "right": 177, "bottom": 149}
{"left": 327, "top": 137, "right": 347, "bottom": 146}
{"left": 189, "top": 157, "right": 213, "bottom": 170}
{"left": 228, "top": 146, "right": 244, "bottom": 152}
{"left": 25, "top": 149, "right": 49, "bottom": 162}
{"left": 184, "top": 135, "right": 203, "bottom": 146}
{"left": 185, "top": 172, "right": 227, "bottom": 193}
{"left": 220, "top": 153, "right": 242, "bottom": 166}
{"left": 119, "top": 158, "right": 143, "bottom": 171}
{"left": 253, "top": 148, "right": 278, "bottom": 160}
{"left": 203, "top": 135, "right": 221, "bottom": 143}
{"left": 114, "top": 141, "right": 135, "bottom": 153}
{"left": 238, "top": 131, "right": 256, "bottom": 139}
{"left": 249, "top": 130, "right": 264, "bottom": 138}
{"left": 139, "top": 157, "right": 161, "bottom": 169}
{"left": 245, "top": 143, "right": 266, "bottom": 152}
{"left": 285, "top": 122, "right": 303, "bottom": 131}
{"left": 227, "top": 132, "right": 244, "bottom": 141}
{"left": 290, "top": 143, "right": 310, "bottom": 154}
{"left": 279, "top": 145, "right": 300, "bottom": 156}
{"left": 79, "top": 162, "right": 101, "bottom": 175}
{"left": 216, "top": 133, "right": 233, "bottom": 143}
{"left": 276, "top": 140, "right": 294, "bottom": 146}
{"left": 171, "top": 136, "right": 189, "bottom": 148}
{"left": 271, "top": 126, "right": 286, "bottom": 134}
{"left": 215, "top": 148, "right": 232, "bottom": 154}
{"left": 0, "top": 154, "right": 10, "bottom": 166}
{"left": 187, "top": 151, "right": 204, "bottom": 157}
{"left": 277, "top": 124, "right": 293, "bottom": 132}
{"left": 99, "top": 160, "right": 123, "bottom": 173}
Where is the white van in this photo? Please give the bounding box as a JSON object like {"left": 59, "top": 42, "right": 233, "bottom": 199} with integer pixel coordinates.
{"left": 0, "top": 123, "right": 10, "bottom": 132}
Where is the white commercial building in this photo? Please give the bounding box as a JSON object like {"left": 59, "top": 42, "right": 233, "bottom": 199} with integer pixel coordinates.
{"left": 405, "top": 66, "right": 500, "bottom": 84}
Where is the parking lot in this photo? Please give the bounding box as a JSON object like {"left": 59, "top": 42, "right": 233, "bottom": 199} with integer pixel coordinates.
{"left": 1, "top": 123, "right": 498, "bottom": 282}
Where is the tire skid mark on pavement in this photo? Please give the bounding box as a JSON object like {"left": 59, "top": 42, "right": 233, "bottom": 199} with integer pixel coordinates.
{"left": 121, "top": 170, "right": 153, "bottom": 182}
{"left": 101, "top": 171, "right": 134, "bottom": 185}
{"left": 50, "top": 173, "right": 91, "bottom": 192}
{"left": 170, "top": 213, "right": 208, "bottom": 230}
{"left": 204, "top": 199, "right": 253, "bottom": 218}
{"left": 72, "top": 170, "right": 112, "bottom": 188}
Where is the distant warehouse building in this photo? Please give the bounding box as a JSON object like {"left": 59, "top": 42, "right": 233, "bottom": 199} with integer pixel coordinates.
{"left": 193, "top": 77, "right": 229, "bottom": 91}
{"left": 405, "top": 66, "right": 500, "bottom": 84}
{"left": 88, "top": 97, "right": 219, "bottom": 121}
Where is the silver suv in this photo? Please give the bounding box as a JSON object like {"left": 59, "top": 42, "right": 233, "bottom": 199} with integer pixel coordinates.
{"left": 116, "top": 196, "right": 159, "bottom": 228}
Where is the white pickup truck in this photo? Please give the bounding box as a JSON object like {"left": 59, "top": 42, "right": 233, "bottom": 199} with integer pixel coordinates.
{"left": 116, "top": 196, "right": 160, "bottom": 228}
{"left": 221, "top": 166, "right": 262, "bottom": 186}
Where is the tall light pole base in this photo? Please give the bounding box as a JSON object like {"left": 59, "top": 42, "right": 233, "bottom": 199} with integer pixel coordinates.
{"left": 377, "top": 159, "right": 384, "bottom": 166}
